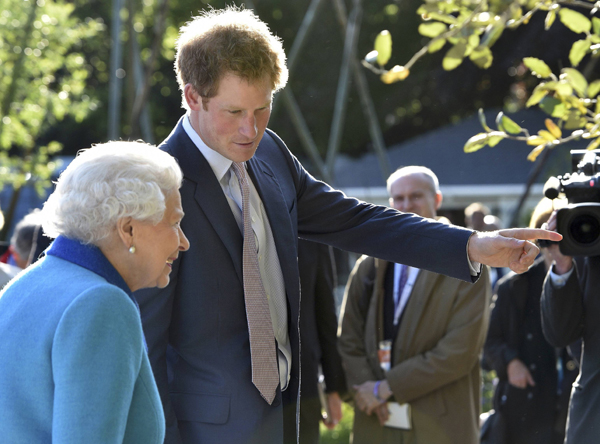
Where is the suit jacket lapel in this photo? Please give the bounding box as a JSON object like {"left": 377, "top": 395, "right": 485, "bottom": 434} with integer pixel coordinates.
{"left": 164, "top": 119, "right": 243, "bottom": 284}
{"left": 394, "top": 270, "right": 441, "bottom": 361}
{"left": 247, "top": 156, "right": 298, "bottom": 302}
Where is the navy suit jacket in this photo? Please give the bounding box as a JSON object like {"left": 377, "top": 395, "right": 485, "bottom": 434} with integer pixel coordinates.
{"left": 135, "top": 117, "right": 475, "bottom": 444}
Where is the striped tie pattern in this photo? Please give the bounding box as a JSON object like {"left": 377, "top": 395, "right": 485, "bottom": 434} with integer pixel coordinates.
{"left": 231, "top": 162, "right": 279, "bottom": 404}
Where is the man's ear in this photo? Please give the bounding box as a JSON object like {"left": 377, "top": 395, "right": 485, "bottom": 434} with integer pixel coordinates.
{"left": 435, "top": 191, "right": 443, "bottom": 210}
{"left": 184, "top": 84, "right": 202, "bottom": 111}
{"left": 116, "top": 216, "right": 135, "bottom": 249}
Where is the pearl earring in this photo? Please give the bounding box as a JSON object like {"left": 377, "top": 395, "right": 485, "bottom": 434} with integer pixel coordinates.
{"left": 129, "top": 245, "right": 136, "bottom": 254}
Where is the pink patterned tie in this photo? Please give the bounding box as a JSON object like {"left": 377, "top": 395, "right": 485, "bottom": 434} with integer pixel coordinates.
{"left": 231, "top": 162, "right": 279, "bottom": 404}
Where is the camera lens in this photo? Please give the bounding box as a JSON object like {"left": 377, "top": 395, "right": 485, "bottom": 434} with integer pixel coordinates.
{"left": 570, "top": 214, "right": 600, "bottom": 245}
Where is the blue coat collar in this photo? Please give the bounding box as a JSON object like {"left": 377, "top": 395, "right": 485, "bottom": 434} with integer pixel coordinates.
{"left": 46, "top": 235, "right": 133, "bottom": 298}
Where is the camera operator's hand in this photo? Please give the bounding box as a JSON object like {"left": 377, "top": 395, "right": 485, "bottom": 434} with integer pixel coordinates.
{"left": 507, "top": 358, "right": 536, "bottom": 389}
{"left": 468, "top": 228, "right": 562, "bottom": 274}
{"left": 542, "top": 211, "right": 574, "bottom": 275}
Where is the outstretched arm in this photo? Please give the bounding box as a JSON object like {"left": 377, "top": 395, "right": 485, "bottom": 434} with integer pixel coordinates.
{"left": 468, "top": 228, "right": 562, "bottom": 274}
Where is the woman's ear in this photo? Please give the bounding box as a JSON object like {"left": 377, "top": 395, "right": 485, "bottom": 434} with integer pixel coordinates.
{"left": 116, "top": 216, "right": 135, "bottom": 249}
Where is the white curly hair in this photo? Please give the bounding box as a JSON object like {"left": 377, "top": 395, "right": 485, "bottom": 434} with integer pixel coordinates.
{"left": 42, "top": 141, "right": 183, "bottom": 245}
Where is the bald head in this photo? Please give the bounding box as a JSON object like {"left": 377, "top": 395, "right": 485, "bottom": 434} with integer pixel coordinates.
{"left": 387, "top": 166, "right": 442, "bottom": 219}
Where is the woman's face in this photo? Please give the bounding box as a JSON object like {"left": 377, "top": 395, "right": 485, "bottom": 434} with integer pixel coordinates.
{"left": 131, "top": 190, "right": 189, "bottom": 291}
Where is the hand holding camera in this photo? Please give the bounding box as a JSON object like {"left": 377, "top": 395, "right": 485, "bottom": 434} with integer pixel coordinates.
{"left": 542, "top": 211, "right": 574, "bottom": 275}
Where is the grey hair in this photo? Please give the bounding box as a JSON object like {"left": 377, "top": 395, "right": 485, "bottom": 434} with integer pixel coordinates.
{"left": 42, "top": 141, "right": 183, "bottom": 245}
{"left": 386, "top": 166, "right": 439, "bottom": 195}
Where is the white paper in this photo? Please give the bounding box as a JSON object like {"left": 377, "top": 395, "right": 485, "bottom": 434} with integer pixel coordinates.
{"left": 384, "top": 402, "right": 412, "bottom": 430}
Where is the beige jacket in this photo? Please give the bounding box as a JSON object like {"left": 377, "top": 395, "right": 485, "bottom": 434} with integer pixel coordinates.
{"left": 338, "top": 256, "right": 491, "bottom": 444}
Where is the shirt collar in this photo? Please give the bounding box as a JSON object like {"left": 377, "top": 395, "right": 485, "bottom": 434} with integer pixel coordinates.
{"left": 46, "top": 235, "right": 133, "bottom": 298}
{"left": 183, "top": 113, "right": 234, "bottom": 182}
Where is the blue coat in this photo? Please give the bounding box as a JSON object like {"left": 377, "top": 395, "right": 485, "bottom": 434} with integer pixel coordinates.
{"left": 0, "top": 236, "right": 165, "bottom": 444}
{"left": 135, "top": 119, "right": 475, "bottom": 444}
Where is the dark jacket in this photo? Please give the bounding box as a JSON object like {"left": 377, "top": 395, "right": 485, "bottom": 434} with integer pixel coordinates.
{"left": 542, "top": 256, "right": 600, "bottom": 444}
{"left": 135, "top": 118, "right": 476, "bottom": 444}
{"left": 298, "top": 239, "right": 346, "bottom": 444}
{"left": 483, "top": 259, "right": 578, "bottom": 444}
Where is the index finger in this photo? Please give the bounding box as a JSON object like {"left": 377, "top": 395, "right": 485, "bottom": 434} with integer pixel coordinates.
{"left": 499, "top": 228, "right": 562, "bottom": 242}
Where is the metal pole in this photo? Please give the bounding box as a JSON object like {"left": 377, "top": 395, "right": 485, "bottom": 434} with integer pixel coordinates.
{"left": 108, "top": 0, "right": 124, "bottom": 140}
{"left": 332, "top": 0, "right": 390, "bottom": 181}
{"left": 281, "top": 89, "right": 331, "bottom": 182}
{"left": 325, "top": 0, "right": 362, "bottom": 180}
{"left": 131, "top": 33, "right": 155, "bottom": 144}
{"left": 272, "top": 0, "right": 325, "bottom": 117}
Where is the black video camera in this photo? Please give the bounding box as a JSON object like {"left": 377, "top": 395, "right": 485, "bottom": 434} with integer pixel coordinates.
{"left": 543, "top": 149, "right": 600, "bottom": 256}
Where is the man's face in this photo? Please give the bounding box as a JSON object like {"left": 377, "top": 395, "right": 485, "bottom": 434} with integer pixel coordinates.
{"left": 187, "top": 73, "right": 273, "bottom": 163}
{"left": 388, "top": 173, "right": 442, "bottom": 219}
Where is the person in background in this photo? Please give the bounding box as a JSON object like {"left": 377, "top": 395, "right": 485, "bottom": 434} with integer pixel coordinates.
{"left": 298, "top": 239, "right": 346, "bottom": 443}
{"left": 0, "top": 205, "right": 21, "bottom": 288}
{"left": 0, "top": 141, "right": 189, "bottom": 443}
{"left": 338, "top": 166, "right": 491, "bottom": 444}
{"left": 465, "top": 202, "right": 491, "bottom": 231}
{"left": 9, "top": 209, "right": 46, "bottom": 268}
{"left": 482, "top": 197, "right": 578, "bottom": 444}
{"left": 133, "top": 6, "right": 561, "bottom": 444}
{"left": 541, "top": 205, "right": 600, "bottom": 443}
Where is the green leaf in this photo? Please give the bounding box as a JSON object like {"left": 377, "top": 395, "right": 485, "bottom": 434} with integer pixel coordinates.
{"left": 523, "top": 57, "right": 552, "bottom": 78}
{"left": 587, "top": 137, "right": 600, "bottom": 150}
{"left": 545, "top": 10, "right": 556, "bottom": 30}
{"left": 480, "top": 23, "right": 504, "bottom": 48}
{"left": 546, "top": 80, "right": 573, "bottom": 97}
{"left": 526, "top": 86, "right": 549, "bottom": 107}
{"left": 501, "top": 114, "right": 523, "bottom": 134}
{"left": 594, "top": 17, "right": 600, "bottom": 35}
{"left": 469, "top": 46, "right": 493, "bottom": 69}
{"left": 563, "top": 110, "right": 586, "bottom": 129}
{"left": 418, "top": 22, "right": 447, "bottom": 38}
{"left": 495, "top": 112, "right": 506, "bottom": 132}
{"left": 464, "top": 133, "right": 490, "bottom": 153}
{"left": 428, "top": 38, "right": 447, "bottom": 53}
{"left": 588, "top": 79, "right": 600, "bottom": 97}
{"left": 478, "top": 108, "right": 491, "bottom": 132}
{"left": 539, "top": 96, "right": 567, "bottom": 118}
{"left": 418, "top": 10, "right": 457, "bottom": 24}
{"left": 488, "top": 134, "right": 505, "bottom": 147}
{"left": 558, "top": 8, "right": 592, "bottom": 34}
{"left": 562, "top": 68, "right": 588, "bottom": 96}
{"left": 374, "top": 30, "right": 392, "bottom": 67}
{"left": 468, "top": 34, "right": 480, "bottom": 49}
{"left": 442, "top": 42, "right": 467, "bottom": 71}
{"left": 569, "top": 39, "right": 591, "bottom": 67}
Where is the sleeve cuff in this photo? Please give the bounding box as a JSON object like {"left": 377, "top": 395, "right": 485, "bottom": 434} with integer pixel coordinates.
{"left": 466, "top": 236, "right": 481, "bottom": 276}
{"left": 549, "top": 264, "right": 574, "bottom": 288}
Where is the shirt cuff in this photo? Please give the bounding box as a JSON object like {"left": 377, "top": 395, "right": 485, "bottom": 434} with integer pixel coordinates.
{"left": 466, "top": 235, "right": 481, "bottom": 276}
{"left": 549, "top": 264, "right": 574, "bottom": 288}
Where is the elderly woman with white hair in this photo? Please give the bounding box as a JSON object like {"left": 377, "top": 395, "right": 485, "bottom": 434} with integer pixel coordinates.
{"left": 0, "top": 141, "right": 189, "bottom": 443}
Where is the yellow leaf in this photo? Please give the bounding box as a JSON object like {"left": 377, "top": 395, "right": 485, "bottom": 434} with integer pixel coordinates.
{"left": 527, "top": 144, "right": 546, "bottom": 162}
{"left": 380, "top": 65, "right": 410, "bottom": 84}
{"left": 527, "top": 136, "right": 546, "bottom": 145}
{"left": 545, "top": 119, "right": 562, "bottom": 138}
{"left": 539, "top": 130, "right": 557, "bottom": 141}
